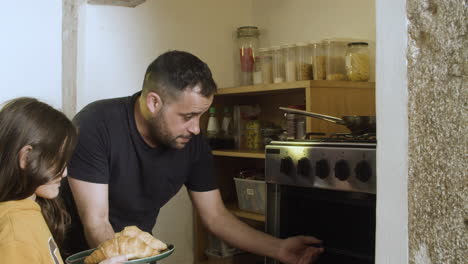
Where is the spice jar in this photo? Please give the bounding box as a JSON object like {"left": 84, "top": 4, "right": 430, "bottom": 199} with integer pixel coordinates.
{"left": 260, "top": 48, "right": 273, "bottom": 84}
{"left": 236, "top": 26, "right": 260, "bottom": 86}
{"left": 309, "top": 41, "right": 326, "bottom": 80}
{"left": 271, "top": 46, "right": 284, "bottom": 83}
{"left": 345, "top": 42, "right": 370, "bottom": 81}
{"left": 282, "top": 44, "right": 296, "bottom": 82}
{"left": 323, "top": 39, "right": 348, "bottom": 81}
{"left": 295, "top": 43, "right": 312, "bottom": 81}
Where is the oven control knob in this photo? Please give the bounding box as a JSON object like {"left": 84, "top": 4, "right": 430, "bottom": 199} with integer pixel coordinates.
{"left": 297, "top": 158, "right": 310, "bottom": 177}
{"left": 280, "top": 156, "right": 293, "bottom": 175}
{"left": 315, "top": 159, "right": 330, "bottom": 179}
{"left": 355, "top": 160, "right": 372, "bottom": 182}
{"left": 334, "top": 160, "right": 350, "bottom": 181}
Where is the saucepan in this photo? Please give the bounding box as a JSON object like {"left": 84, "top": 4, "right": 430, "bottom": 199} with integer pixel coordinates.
{"left": 279, "top": 107, "right": 376, "bottom": 135}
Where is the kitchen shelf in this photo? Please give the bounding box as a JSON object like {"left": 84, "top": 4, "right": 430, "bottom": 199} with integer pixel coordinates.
{"left": 226, "top": 203, "right": 265, "bottom": 222}
{"left": 212, "top": 149, "right": 265, "bottom": 159}
{"left": 216, "top": 80, "right": 375, "bottom": 96}
{"left": 217, "top": 80, "right": 309, "bottom": 96}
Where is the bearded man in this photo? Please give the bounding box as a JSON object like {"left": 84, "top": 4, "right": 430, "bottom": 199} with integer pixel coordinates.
{"left": 61, "top": 50, "right": 323, "bottom": 264}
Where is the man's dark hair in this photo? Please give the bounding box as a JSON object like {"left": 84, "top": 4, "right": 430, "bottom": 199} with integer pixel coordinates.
{"left": 142, "top": 50, "right": 217, "bottom": 102}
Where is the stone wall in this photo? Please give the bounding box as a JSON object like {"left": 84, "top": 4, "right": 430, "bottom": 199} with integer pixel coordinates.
{"left": 407, "top": 0, "right": 467, "bottom": 263}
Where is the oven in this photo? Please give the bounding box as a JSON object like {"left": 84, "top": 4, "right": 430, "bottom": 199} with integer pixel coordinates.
{"left": 265, "top": 136, "right": 376, "bottom": 264}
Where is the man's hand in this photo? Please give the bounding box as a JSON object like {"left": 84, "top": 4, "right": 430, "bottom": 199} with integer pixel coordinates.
{"left": 277, "top": 236, "right": 324, "bottom": 264}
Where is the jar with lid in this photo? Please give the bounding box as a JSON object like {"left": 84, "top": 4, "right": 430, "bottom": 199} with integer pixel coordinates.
{"left": 271, "top": 46, "right": 284, "bottom": 83}
{"left": 323, "top": 39, "right": 348, "bottom": 81}
{"left": 236, "top": 26, "right": 260, "bottom": 86}
{"left": 295, "top": 42, "right": 312, "bottom": 81}
{"left": 282, "top": 44, "right": 296, "bottom": 82}
{"left": 259, "top": 48, "right": 273, "bottom": 84}
{"left": 345, "top": 42, "right": 370, "bottom": 81}
{"left": 309, "top": 41, "right": 326, "bottom": 80}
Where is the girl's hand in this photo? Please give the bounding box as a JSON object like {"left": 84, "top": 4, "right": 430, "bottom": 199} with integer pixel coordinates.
{"left": 99, "top": 255, "right": 128, "bottom": 264}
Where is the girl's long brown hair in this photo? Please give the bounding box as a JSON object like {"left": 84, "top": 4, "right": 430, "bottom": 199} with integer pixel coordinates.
{"left": 0, "top": 97, "right": 77, "bottom": 248}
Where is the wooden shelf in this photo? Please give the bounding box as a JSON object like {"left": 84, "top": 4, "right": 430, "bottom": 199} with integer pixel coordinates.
{"left": 217, "top": 80, "right": 309, "bottom": 96}
{"left": 226, "top": 203, "right": 265, "bottom": 222}
{"left": 212, "top": 149, "right": 265, "bottom": 159}
{"left": 216, "top": 80, "right": 375, "bottom": 96}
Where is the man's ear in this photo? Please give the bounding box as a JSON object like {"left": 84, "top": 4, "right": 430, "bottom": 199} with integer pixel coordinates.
{"left": 146, "top": 91, "right": 163, "bottom": 114}
{"left": 18, "top": 145, "right": 33, "bottom": 170}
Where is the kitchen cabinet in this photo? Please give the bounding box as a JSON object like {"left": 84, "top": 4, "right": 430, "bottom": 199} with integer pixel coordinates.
{"left": 193, "top": 80, "right": 375, "bottom": 264}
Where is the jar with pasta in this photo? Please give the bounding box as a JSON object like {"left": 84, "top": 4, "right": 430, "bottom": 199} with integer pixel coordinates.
{"left": 345, "top": 42, "right": 370, "bottom": 81}
{"left": 309, "top": 41, "right": 326, "bottom": 80}
{"left": 295, "top": 42, "right": 312, "bottom": 81}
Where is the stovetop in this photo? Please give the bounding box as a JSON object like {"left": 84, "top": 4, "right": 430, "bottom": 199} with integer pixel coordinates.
{"left": 265, "top": 133, "right": 376, "bottom": 194}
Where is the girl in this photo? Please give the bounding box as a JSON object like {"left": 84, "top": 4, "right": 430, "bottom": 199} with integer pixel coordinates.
{"left": 0, "top": 97, "right": 126, "bottom": 264}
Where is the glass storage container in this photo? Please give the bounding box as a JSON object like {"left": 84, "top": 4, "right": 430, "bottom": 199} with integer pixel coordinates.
{"left": 236, "top": 26, "right": 260, "bottom": 86}
{"left": 259, "top": 47, "right": 273, "bottom": 84}
{"left": 253, "top": 53, "right": 263, "bottom": 85}
{"left": 309, "top": 41, "right": 326, "bottom": 80}
{"left": 271, "top": 46, "right": 284, "bottom": 83}
{"left": 282, "top": 44, "right": 296, "bottom": 82}
{"left": 295, "top": 42, "right": 312, "bottom": 81}
{"left": 345, "top": 42, "right": 370, "bottom": 81}
{"left": 323, "top": 39, "right": 348, "bottom": 81}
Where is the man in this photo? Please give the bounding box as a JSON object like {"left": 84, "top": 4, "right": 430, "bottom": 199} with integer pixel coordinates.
{"left": 61, "top": 50, "right": 323, "bottom": 263}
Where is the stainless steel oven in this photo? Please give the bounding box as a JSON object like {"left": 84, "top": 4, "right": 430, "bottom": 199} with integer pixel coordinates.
{"left": 265, "top": 136, "right": 376, "bottom": 264}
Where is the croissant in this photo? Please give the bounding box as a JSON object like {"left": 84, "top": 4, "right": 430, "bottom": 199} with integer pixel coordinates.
{"left": 84, "top": 226, "right": 168, "bottom": 264}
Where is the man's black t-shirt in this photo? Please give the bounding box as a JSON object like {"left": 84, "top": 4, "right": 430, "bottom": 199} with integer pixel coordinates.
{"left": 61, "top": 92, "right": 217, "bottom": 254}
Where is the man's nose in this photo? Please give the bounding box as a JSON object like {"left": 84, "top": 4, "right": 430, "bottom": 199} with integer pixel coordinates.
{"left": 188, "top": 118, "right": 201, "bottom": 135}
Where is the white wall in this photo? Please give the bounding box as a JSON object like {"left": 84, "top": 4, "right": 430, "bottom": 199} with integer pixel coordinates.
{"left": 77, "top": 1, "right": 253, "bottom": 263}
{"left": 77, "top": 0, "right": 253, "bottom": 111}
{"left": 0, "top": 0, "right": 62, "bottom": 108}
{"left": 252, "top": 0, "right": 375, "bottom": 47}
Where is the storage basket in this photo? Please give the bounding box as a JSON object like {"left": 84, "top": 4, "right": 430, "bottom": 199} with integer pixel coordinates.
{"left": 234, "top": 177, "right": 266, "bottom": 214}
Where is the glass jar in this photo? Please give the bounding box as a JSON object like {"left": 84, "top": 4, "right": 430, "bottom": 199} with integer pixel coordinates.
{"left": 345, "top": 42, "right": 370, "bottom": 81}
{"left": 271, "top": 46, "right": 284, "bottom": 83}
{"left": 323, "top": 39, "right": 348, "bottom": 81}
{"left": 253, "top": 53, "right": 263, "bottom": 85}
{"left": 260, "top": 48, "right": 273, "bottom": 84}
{"left": 295, "top": 42, "right": 312, "bottom": 81}
{"left": 284, "top": 105, "right": 306, "bottom": 140}
{"left": 245, "top": 119, "right": 262, "bottom": 150}
{"left": 236, "top": 26, "right": 260, "bottom": 86}
{"left": 309, "top": 41, "right": 326, "bottom": 80}
{"left": 282, "top": 44, "right": 296, "bottom": 82}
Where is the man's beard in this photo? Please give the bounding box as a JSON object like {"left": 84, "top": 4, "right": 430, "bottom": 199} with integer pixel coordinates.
{"left": 148, "top": 110, "right": 178, "bottom": 149}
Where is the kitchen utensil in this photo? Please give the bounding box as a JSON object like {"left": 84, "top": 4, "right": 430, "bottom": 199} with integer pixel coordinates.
{"left": 65, "top": 244, "right": 175, "bottom": 264}
{"left": 279, "top": 107, "right": 376, "bottom": 135}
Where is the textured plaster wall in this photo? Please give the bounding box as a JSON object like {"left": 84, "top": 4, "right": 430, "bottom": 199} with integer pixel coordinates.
{"left": 407, "top": 0, "right": 467, "bottom": 263}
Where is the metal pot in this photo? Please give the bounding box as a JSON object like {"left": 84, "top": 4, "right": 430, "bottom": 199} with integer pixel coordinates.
{"left": 279, "top": 107, "right": 376, "bottom": 135}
